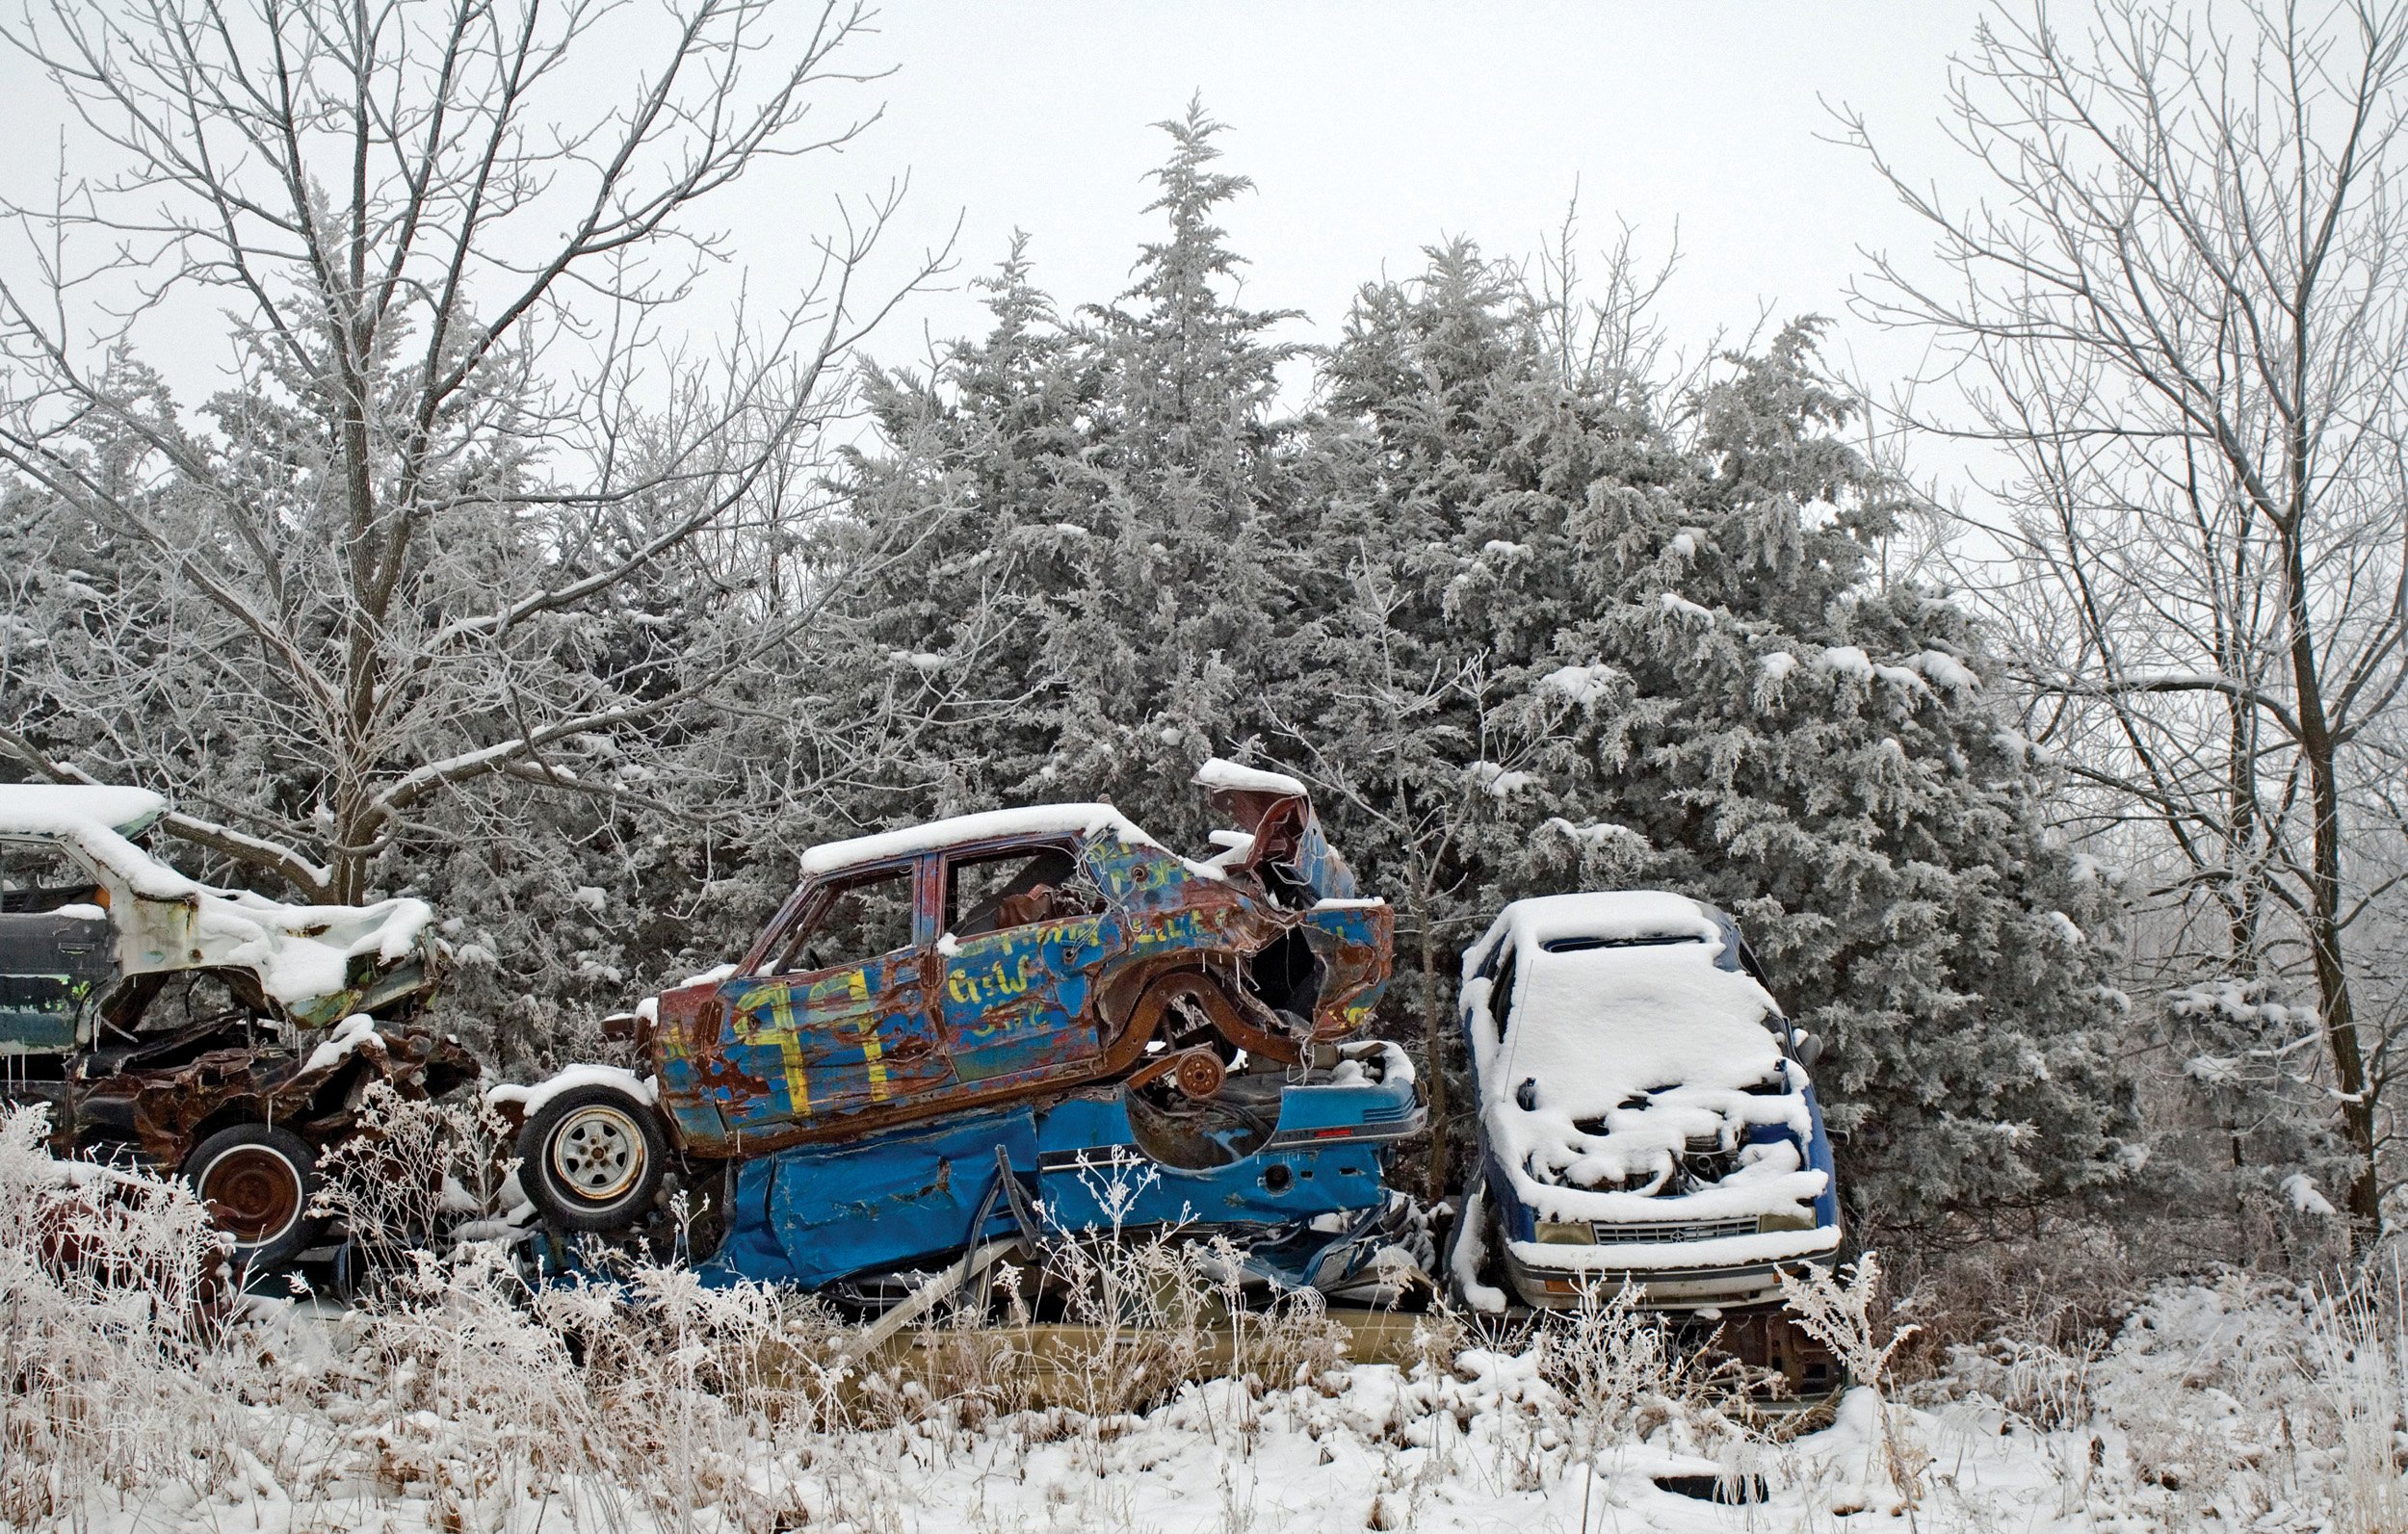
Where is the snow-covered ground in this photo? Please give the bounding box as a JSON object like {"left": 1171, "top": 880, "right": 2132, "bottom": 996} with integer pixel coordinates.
{"left": 19, "top": 1280, "right": 2404, "bottom": 1534}
{"left": 10, "top": 1102, "right": 2403, "bottom": 1534}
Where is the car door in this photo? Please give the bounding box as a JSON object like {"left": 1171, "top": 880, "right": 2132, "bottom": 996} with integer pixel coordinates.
{"left": 935, "top": 839, "right": 1116, "bottom": 1088}
{"left": 715, "top": 858, "right": 954, "bottom": 1135}
{"left": 0, "top": 837, "right": 116, "bottom": 1056}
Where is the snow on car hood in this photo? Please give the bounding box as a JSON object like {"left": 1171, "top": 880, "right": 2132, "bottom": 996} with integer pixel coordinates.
{"left": 1462, "top": 893, "right": 1827, "bottom": 1228}
{"left": 3, "top": 787, "right": 432, "bottom": 1011}
{"left": 189, "top": 887, "right": 432, "bottom": 1008}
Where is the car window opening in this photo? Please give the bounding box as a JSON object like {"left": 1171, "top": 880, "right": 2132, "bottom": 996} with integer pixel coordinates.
{"left": 772, "top": 865, "right": 916, "bottom": 974}
{"left": 0, "top": 840, "right": 104, "bottom": 916}
{"left": 944, "top": 845, "right": 1098, "bottom": 938}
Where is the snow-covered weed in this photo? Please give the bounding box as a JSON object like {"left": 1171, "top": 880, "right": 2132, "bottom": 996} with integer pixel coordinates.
{"left": 1782, "top": 1252, "right": 1929, "bottom": 1507}
{"left": 311, "top": 1080, "right": 518, "bottom": 1287}
{"left": 1541, "top": 1282, "right": 1757, "bottom": 1523}
{"left": 29, "top": 1111, "right": 2408, "bottom": 1534}
{"left": 0, "top": 1105, "right": 239, "bottom": 1525}
{"left": 2308, "top": 1273, "right": 2408, "bottom": 1534}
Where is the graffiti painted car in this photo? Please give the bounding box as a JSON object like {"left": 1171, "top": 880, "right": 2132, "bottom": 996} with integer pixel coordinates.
{"left": 510, "top": 762, "right": 1420, "bottom": 1296}
{"left": 0, "top": 783, "right": 474, "bottom": 1264}
{"left": 1449, "top": 892, "right": 1843, "bottom": 1394}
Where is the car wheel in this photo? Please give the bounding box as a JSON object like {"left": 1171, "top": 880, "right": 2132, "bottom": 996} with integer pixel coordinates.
{"left": 517, "top": 1085, "right": 667, "bottom": 1234}
{"left": 183, "top": 1123, "right": 326, "bottom": 1268}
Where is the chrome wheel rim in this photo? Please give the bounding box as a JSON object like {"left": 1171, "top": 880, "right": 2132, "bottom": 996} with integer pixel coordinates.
{"left": 550, "top": 1104, "right": 645, "bottom": 1204}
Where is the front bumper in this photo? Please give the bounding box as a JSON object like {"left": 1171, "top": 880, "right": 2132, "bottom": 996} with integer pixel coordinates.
{"left": 1505, "top": 1246, "right": 1799, "bottom": 1309}
{"left": 1500, "top": 1221, "right": 1841, "bottom": 1311}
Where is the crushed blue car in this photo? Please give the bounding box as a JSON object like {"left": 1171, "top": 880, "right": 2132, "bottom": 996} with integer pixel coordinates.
{"left": 699, "top": 1038, "right": 1426, "bottom": 1302}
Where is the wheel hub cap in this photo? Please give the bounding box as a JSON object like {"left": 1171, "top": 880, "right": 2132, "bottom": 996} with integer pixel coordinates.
{"left": 552, "top": 1105, "right": 644, "bottom": 1202}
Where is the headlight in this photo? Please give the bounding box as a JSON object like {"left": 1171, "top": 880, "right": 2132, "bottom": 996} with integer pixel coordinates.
{"left": 1534, "top": 1219, "right": 1592, "bottom": 1245}
{"left": 1757, "top": 1209, "right": 1818, "bottom": 1234}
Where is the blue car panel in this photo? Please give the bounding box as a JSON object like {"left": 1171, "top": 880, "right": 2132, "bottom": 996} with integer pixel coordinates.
{"left": 696, "top": 1054, "right": 1422, "bottom": 1292}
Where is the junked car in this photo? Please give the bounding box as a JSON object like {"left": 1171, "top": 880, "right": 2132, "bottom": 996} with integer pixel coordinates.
{"left": 508, "top": 761, "right": 1424, "bottom": 1299}
{"left": 0, "top": 783, "right": 474, "bottom": 1265}
{"left": 1450, "top": 892, "right": 1842, "bottom": 1392}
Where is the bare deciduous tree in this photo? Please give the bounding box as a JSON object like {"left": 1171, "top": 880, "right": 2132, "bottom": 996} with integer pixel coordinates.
{"left": 0, "top": 0, "right": 947, "bottom": 902}
{"left": 1845, "top": 0, "right": 2408, "bottom": 1235}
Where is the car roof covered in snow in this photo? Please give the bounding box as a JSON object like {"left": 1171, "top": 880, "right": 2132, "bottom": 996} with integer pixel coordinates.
{"left": 0, "top": 783, "right": 169, "bottom": 838}
{"left": 1461, "top": 890, "right": 1726, "bottom": 979}
{"left": 1192, "top": 758, "right": 1308, "bottom": 798}
{"left": 798, "top": 804, "right": 1164, "bottom": 876}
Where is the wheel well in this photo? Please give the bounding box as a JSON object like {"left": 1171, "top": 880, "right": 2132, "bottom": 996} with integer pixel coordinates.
{"left": 179, "top": 1108, "right": 310, "bottom": 1164}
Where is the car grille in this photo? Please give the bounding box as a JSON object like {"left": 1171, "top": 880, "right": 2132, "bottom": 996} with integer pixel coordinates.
{"left": 1587, "top": 1216, "right": 1759, "bottom": 1244}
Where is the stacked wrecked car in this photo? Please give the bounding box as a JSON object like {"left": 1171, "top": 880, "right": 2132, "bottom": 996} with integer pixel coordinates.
{"left": 0, "top": 784, "right": 474, "bottom": 1264}
{"left": 507, "top": 761, "right": 1428, "bottom": 1301}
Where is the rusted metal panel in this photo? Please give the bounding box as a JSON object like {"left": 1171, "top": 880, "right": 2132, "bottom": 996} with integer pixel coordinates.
{"left": 82, "top": 1018, "right": 480, "bottom": 1167}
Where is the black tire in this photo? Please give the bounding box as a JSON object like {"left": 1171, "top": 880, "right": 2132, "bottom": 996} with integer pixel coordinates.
{"left": 517, "top": 1085, "right": 667, "bottom": 1234}
{"left": 183, "top": 1123, "right": 325, "bottom": 1268}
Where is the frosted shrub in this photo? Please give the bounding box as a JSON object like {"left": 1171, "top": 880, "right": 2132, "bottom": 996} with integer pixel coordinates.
{"left": 2308, "top": 1275, "right": 2408, "bottom": 1534}
{"left": 1036, "top": 1222, "right": 1217, "bottom": 1418}
{"left": 1228, "top": 1275, "right": 1350, "bottom": 1398}
{"left": 1539, "top": 1282, "right": 1757, "bottom": 1516}
{"left": 312, "top": 1080, "right": 517, "bottom": 1287}
{"left": 341, "top": 1243, "right": 612, "bottom": 1515}
{"left": 0, "top": 1105, "right": 236, "bottom": 1523}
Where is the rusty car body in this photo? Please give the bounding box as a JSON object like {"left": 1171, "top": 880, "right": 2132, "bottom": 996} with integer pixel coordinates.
{"left": 511, "top": 761, "right": 1421, "bottom": 1297}
{"left": 0, "top": 784, "right": 474, "bottom": 1263}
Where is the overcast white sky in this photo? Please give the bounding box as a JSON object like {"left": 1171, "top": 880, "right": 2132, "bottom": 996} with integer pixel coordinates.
{"left": 0, "top": 2, "right": 1996, "bottom": 446}
{"left": 802, "top": 3, "right": 1984, "bottom": 406}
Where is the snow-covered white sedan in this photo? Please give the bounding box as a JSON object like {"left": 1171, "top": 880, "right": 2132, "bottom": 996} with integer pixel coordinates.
{"left": 1450, "top": 891, "right": 1842, "bottom": 1327}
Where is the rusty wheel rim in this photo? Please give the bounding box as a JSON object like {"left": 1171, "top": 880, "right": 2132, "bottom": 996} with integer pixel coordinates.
{"left": 197, "top": 1146, "right": 304, "bottom": 1246}
{"left": 551, "top": 1104, "right": 645, "bottom": 1204}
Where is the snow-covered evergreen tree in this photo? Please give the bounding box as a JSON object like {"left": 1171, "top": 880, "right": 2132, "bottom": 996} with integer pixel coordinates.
{"left": 1269, "top": 247, "right": 2128, "bottom": 1222}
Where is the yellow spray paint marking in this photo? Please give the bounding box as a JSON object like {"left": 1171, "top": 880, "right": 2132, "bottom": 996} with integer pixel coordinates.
{"left": 724, "top": 983, "right": 812, "bottom": 1117}
{"left": 859, "top": 1017, "right": 889, "bottom": 1101}
{"left": 728, "top": 970, "right": 875, "bottom": 1119}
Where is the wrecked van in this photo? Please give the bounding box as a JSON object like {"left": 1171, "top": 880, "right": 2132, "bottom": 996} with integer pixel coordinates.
{"left": 509, "top": 762, "right": 1425, "bottom": 1299}
{"left": 0, "top": 784, "right": 474, "bottom": 1263}
{"left": 1448, "top": 892, "right": 1843, "bottom": 1391}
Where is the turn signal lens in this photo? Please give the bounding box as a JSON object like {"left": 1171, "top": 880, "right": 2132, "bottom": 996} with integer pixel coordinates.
{"left": 1757, "top": 1209, "right": 1818, "bottom": 1234}
{"left": 1534, "top": 1219, "right": 1592, "bottom": 1245}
